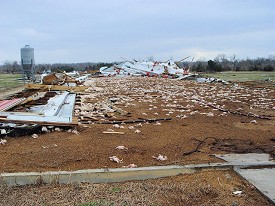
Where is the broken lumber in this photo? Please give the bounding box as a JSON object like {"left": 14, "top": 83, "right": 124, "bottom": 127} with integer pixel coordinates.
{"left": 103, "top": 131, "right": 125, "bottom": 134}
{"left": 186, "top": 94, "right": 272, "bottom": 120}
{"left": 97, "top": 118, "right": 172, "bottom": 124}
{"left": 0, "top": 116, "right": 78, "bottom": 126}
{"left": 206, "top": 104, "right": 272, "bottom": 120}
{"left": 25, "top": 84, "right": 87, "bottom": 92}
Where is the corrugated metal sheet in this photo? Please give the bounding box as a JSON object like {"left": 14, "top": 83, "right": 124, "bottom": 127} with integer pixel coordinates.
{"left": 5, "top": 91, "right": 76, "bottom": 123}
{"left": 0, "top": 98, "right": 25, "bottom": 112}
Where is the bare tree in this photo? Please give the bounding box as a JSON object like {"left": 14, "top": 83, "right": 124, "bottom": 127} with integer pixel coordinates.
{"left": 0, "top": 60, "right": 21, "bottom": 73}
{"left": 230, "top": 54, "right": 238, "bottom": 71}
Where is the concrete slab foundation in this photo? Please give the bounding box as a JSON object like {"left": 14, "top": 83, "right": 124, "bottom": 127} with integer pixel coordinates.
{"left": 214, "top": 153, "right": 275, "bottom": 167}
{"left": 236, "top": 168, "right": 275, "bottom": 203}
{"left": 215, "top": 153, "right": 275, "bottom": 203}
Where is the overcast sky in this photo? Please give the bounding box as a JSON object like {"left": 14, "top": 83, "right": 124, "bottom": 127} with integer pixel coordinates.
{"left": 0, "top": 0, "right": 274, "bottom": 64}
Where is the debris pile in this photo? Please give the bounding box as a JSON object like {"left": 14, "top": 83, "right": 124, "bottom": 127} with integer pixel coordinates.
{"left": 99, "top": 58, "right": 195, "bottom": 79}
{"left": 0, "top": 72, "right": 88, "bottom": 137}
{"left": 41, "top": 71, "right": 88, "bottom": 85}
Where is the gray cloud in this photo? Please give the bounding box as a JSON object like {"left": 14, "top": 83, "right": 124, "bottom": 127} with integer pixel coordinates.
{"left": 0, "top": 0, "right": 274, "bottom": 63}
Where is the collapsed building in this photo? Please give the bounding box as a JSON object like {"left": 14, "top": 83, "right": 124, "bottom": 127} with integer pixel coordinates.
{"left": 0, "top": 72, "right": 89, "bottom": 137}
{"left": 99, "top": 58, "right": 192, "bottom": 78}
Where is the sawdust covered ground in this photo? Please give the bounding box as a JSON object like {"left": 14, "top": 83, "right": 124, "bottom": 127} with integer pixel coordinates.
{"left": 0, "top": 77, "right": 274, "bottom": 172}
{"left": 0, "top": 170, "right": 273, "bottom": 206}
{"left": 0, "top": 77, "right": 274, "bottom": 205}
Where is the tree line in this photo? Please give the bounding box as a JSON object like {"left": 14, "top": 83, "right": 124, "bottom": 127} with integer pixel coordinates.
{"left": 190, "top": 54, "right": 275, "bottom": 72}
{"left": 0, "top": 54, "right": 274, "bottom": 74}
{"left": 0, "top": 62, "right": 113, "bottom": 74}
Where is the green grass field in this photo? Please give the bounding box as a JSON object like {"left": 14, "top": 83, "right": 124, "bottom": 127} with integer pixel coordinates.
{"left": 0, "top": 74, "right": 24, "bottom": 92}
{"left": 201, "top": 71, "right": 275, "bottom": 82}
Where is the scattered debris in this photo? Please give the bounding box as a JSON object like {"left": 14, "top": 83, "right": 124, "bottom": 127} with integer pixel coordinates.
{"left": 96, "top": 118, "right": 173, "bottom": 125}
{"left": 233, "top": 190, "right": 243, "bottom": 195}
{"left": 109, "top": 156, "right": 123, "bottom": 163}
{"left": 0, "top": 139, "right": 7, "bottom": 145}
{"left": 122, "top": 164, "right": 137, "bottom": 168}
{"left": 153, "top": 154, "right": 168, "bottom": 161}
{"left": 115, "top": 146, "right": 128, "bottom": 150}
{"left": 71, "top": 129, "right": 80, "bottom": 135}
{"left": 41, "top": 126, "right": 48, "bottom": 133}
{"left": 250, "top": 120, "right": 257, "bottom": 124}
{"left": 196, "top": 77, "right": 229, "bottom": 84}
{"left": 135, "top": 123, "right": 142, "bottom": 128}
{"left": 103, "top": 131, "right": 125, "bottom": 134}
{"left": 0, "top": 129, "right": 7, "bottom": 135}
{"left": 113, "top": 124, "right": 120, "bottom": 128}
{"left": 42, "top": 144, "right": 57, "bottom": 149}
{"left": 55, "top": 127, "right": 61, "bottom": 132}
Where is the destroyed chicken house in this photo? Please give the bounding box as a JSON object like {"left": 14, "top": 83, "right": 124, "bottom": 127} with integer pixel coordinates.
{"left": 0, "top": 59, "right": 271, "bottom": 138}
{"left": 0, "top": 65, "right": 275, "bottom": 204}
{"left": 0, "top": 72, "right": 89, "bottom": 137}
{"left": 0, "top": 58, "right": 196, "bottom": 137}
{"left": 99, "top": 58, "right": 192, "bottom": 78}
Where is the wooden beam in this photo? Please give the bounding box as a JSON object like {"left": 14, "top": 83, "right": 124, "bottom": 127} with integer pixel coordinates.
{"left": 96, "top": 118, "right": 172, "bottom": 124}
{"left": 102, "top": 131, "right": 125, "bottom": 134}
{"left": 0, "top": 111, "right": 42, "bottom": 116}
{"left": 0, "top": 117, "right": 78, "bottom": 126}
{"left": 25, "top": 84, "right": 87, "bottom": 92}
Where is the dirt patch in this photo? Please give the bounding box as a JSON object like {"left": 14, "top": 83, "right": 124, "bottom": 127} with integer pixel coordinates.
{"left": 182, "top": 137, "right": 275, "bottom": 158}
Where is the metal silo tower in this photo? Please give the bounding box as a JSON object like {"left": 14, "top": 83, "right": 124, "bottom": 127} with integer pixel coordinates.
{"left": 20, "top": 45, "right": 35, "bottom": 81}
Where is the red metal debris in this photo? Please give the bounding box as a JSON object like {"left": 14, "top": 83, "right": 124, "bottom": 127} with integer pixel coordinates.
{"left": 0, "top": 98, "right": 25, "bottom": 112}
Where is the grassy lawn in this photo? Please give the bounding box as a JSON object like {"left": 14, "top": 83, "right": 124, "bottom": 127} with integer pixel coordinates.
{"left": 0, "top": 73, "right": 24, "bottom": 91}
{"left": 201, "top": 71, "right": 275, "bottom": 82}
